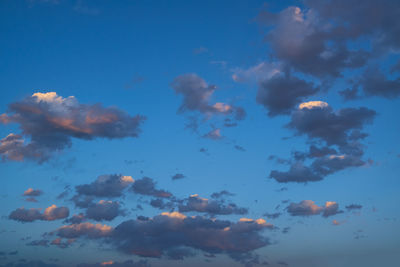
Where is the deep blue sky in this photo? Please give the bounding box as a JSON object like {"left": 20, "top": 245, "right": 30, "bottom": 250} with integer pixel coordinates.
{"left": 0, "top": 1, "right": 399, "bottom": 267}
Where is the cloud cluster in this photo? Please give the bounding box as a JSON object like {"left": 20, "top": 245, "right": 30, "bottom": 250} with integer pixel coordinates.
{"left": 9, "top": 205, "right": 69, "bottom": 222}
{"left": 54, "top": 212, "right": 272, "bottom": 264}
{"left": 287, "top": 200, "right": 342, "bottom": 217}
{"left": 270, "top": 101, "right": 375, "bottom": 183}
{"left": 171, "top": 74, "right": 246, "bottom": 136}
{"left": 0, "top": 92, "right": 145, "bottom": 162}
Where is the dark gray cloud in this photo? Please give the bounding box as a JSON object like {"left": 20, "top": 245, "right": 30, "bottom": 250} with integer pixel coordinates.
{"left": 358, "top": 68, "right": 400, "bottom": 98}
{"left": 270, "top": 102, "right": 375, "bottom": 183}
{"left": 263, "top": 212, "right": 281, "bottom": 219}
{"left": 211, "top": 190, "right": 235, "bottom": 199}
{"left": 346, "top": 204, "right": 363, "bottom": 211}
{"left": 171, "top": 173, "right": 185, "bottom": 180}
{"left": 111, "top": 212, "right": 272, "bottom": 261}
{"left": 9, "top": 205, "right": 69, "bottom": 222}
{"left": 2, "top": 260, "right": 60, "bottom": 267}
{"left": 287, "top": 102, "right": 375, "bottom": 146}
{"left": 257, "top": 74, "right": 319, "bottom": 116}
{"left": 0, "top": 92, "right": 145, "bottom": 162}
{"left": 86, "top": 200, "right": 124, "bottom": 221}
{"left": 131, "top": 177, "right": 172, "bottom": 198}
{"left": 26, "top": 239, "right": 49, "bottom": 247}
{"left": 287, "top": 200, "right": 342, "bottom": 217}
{"left": 77, "top": 260, "right": 149, "bottom": 267}
{"left": 76, "top": 174, "right": 134, "bottom": 198}
{"left": 178, "top": 194, "right": 248, "bottom": 215}
{"left": 53, "top": 212, "right": 272, "bottom": 264}
{"left": 64, "top": 213, "right": 86, "bottom": 224}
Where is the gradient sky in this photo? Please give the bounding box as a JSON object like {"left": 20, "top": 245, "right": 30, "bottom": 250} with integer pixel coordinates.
{"left": 0, "top": 1, "right": 400, "bottom": 267}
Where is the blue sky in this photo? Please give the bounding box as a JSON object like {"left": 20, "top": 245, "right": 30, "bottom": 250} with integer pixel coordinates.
{"left": 0, "top": 1, "right": 399, "bottom": 267}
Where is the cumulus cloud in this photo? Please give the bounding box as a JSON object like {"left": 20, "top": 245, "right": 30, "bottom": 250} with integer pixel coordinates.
{"left": 178, "top": 194, "right": 248, "bottom": 215}
{"left": 288, "top": 101, "right": 375, "bottom": 146}
{"left": 56, "top": 222, "right": 112, "bottom": 239}
{"left": 76, "top": 174, "right": 134, "bottom": 198}
{"left": 22, "top": 188, "right": 43, "bottom": 197}
{"left": 110, "top": 212, "right": 272, "bottom": 262}
{"left": 287, "top": 200, "right": 342, "bottom": 217}
{"left": 86, "top": 200, "right": 124, "bottom": 221}
{"left": 0, "top": 92, "right": 145, "bottom": 162}
{"left": 9, "top": 205, "right": 69, "bottom": 222}
{"left": 131, "top": 177, "right": 172, "bottom": 198}
{"left": 270, "top": 101, "right": 375, "bottom": 183}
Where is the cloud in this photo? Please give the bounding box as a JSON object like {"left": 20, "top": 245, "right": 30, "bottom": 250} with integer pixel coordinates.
{"left": 171, "top": 173, "right": 185, "bottom": 180}
{"left": 64, "top": 213, "right": 86, "bottom": 224}
{"left": 288, "top": 101, "right": 375, "bottom": 146}
{"left": 9, "top": 205, "right": 69, "bottom": 222}
{"left": 131, "top": 177, "right": 172, "bottom": 198}
{"left": 178, "top": 194, "right": 248, "bottom": 215}
{"left": 358, "top": 68, "right": 400, "bottom": 98}
{"left": 86, "top": 200, "right": 124, "bottom": 221}
{"left": 257, "top": 74, "right": 319, "bottom": 116}
{"left": 171, "top": 74, "right": 246, "bottom": 132}
{"left": 211, "top": 190, "right": 234, "bottom": 199}
{"left": 110, "top": 212, "right": 272, "bottom": 262}
{"left": 77, "top": 260, "right": 149, "bottom": 267}
{"left": 0, "top": 92, "right": 145, "bottom": 162}
{"left": 258, "top": 5, "right": 370, "bottom": 78}
{"left": 22, "top": 188, "right": 43, "bottom": 197}
{"left": 287, "top": 200, "right": 323, "bottom": 216}
{"left": 55, "top": 222, "right": 112, "bottom": 239}
{"left": 26, "top": 239, "right": 49, "bottom": 247}
{"left": 76, "top": 174, "right": 134, "bottom": 198}
{"left": 287, "top": 200, "right": 342, "bottom": 217}
{"left": 2, "top": 260, "right": 60, "bottom": 267}
{"left": 346, "top": 204, "right": 363, "bottom": 211}
{"left": 270, "top": 101, "right": 375, "bottom": 183}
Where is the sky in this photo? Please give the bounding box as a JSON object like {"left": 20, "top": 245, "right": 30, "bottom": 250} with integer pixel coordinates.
{"left": 0, "top": 0, "right": 400, "bottom": 266}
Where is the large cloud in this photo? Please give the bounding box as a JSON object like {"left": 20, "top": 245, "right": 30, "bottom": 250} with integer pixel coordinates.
{"left": 258, "top": 6, "right": 370, "bottom": 78}
{"left": 111, "top": 212, "right": 272, "bottom": 262}
{"left": 55, "top": 212, "right": 272, "bottom": 264}
{"left": 9, "top": 205, "right": 69, "bottom": 222}
{"left": 178, "top": 194, "right": 248, "bottom": 215}
{"left": 0, "top": 92, "right": 145, "bottom": 162}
